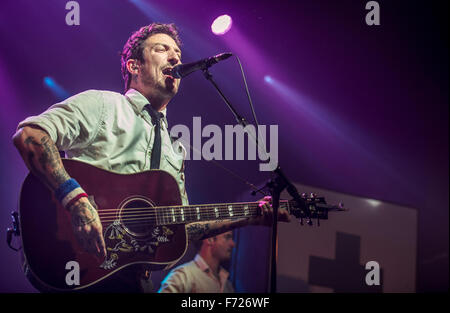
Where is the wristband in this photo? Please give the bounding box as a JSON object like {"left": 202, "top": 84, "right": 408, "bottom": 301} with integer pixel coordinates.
{"left": 55, "top": 178, "right": 80, "bottom": 202}
{"left": 55, "top": 178, "right": 88, "bottom": 209}
{"left": 62, "top": 189, "right": 88, "bottom": 210}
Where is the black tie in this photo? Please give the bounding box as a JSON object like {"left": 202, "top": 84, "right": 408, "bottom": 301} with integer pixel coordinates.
{"left": 145, "top": 104, "right": 164, "bottom": 169}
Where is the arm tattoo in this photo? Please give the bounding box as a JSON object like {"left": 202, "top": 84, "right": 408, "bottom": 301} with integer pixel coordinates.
{"left": 26, "top": 150, "right": 50, "bottom": 189}
{"left": 70, "top": 201, "right": 97, "bottom": 227}
{"left": 24, "top": 135, "right": 70, "bottom": 189}
{"left": 186, "top": 222, "right": 210, "bottom": 242}
{"left": 186, "top": 219, "right": 248, "bottom": 242}
{"left": 40, "top": 136, "right": 69, "bottom": 185}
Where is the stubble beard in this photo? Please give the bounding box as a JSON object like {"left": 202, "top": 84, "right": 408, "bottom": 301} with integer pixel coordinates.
{"left": 141, "top": 72, "right": 178, "bottom": 105}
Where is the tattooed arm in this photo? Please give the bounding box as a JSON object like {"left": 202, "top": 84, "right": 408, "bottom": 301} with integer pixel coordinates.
{"left": 13, "top": 125, "right": 70, "bottom": 190}
{"left": 186, "top": 197, "right": 291, "bottom": 242}
{"left": 13, "top": 125, "right": 106, "bottom": 257}
{"left": 186, "top": 219, "right": 249, "bottom": 242}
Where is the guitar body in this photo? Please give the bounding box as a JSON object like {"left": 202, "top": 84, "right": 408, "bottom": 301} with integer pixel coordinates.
{"left": 19, "top": 159, "right": 187, "bottom": 291}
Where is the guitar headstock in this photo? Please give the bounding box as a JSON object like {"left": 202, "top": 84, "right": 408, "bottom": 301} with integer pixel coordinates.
{"left": 286, "top": 193, "right": 346, "bottom": 226}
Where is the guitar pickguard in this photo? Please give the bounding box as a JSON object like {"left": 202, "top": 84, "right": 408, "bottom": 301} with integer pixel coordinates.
{"left": 100, "top": 219, "right": 175, "bottom": 270}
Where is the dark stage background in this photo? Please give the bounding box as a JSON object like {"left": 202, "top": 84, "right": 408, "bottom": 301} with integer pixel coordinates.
{"left": 0, "top": 0, "right": 447, "bottom": 292}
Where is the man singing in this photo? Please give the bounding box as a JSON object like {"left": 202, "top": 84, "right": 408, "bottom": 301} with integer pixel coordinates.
{"left": 13, "top": 23, "right": 289, "bottom": 292}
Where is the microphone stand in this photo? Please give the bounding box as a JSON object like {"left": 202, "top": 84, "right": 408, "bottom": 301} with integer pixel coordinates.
{"left": 202, "top": 68, "right": 312, "bottom": 293}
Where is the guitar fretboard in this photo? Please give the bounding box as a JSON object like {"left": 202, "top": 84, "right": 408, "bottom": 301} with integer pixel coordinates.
{"left": 154, "top": 201, "right": 291, "bottom": 226}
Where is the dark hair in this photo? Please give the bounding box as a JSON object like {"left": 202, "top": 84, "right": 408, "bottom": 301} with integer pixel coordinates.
{"left": 120, "top": 23, "right": 182, "bottom": 92}
{"left": 191, "top": 236, "right": 219, "bottom": 253}
{"left": 191, "top": 239, "right": 204, "bottom": 253}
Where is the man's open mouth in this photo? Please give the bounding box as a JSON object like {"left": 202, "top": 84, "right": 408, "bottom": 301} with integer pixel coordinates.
{"left": 162, "top": 68, "right": 174, "bottom": 79}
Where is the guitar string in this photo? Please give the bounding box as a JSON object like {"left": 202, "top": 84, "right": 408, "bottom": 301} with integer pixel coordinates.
{"left": 97, "top": 205, "right": 294, "bottom": 226}
{"left": 97, "top": 205, "right": 262, "bottom": 218}
{"left": 96, "top": 205, "right": 260, "bottom": 215}
{"left": 92, "top": 200, "right": 292, "bottom": 213}
{"left": 96, "top": 203, "right": 289, "bottom": 220}
{"left": 98, "top": 209, "right": 260, "bottom": 223}
{"left": 96, "top": 201, "right": 291, "bottom": 222}
{"left": 98, "top": 209, "right": 262, "bottom": 226}
{"left": 95, "top": 202, "right": 290, "bottom": 219}
{"left": 98, "top": 208, "right": 260, "bottom": 220}
{"left": 97, "top": 207, "right": 264, "bottom": 223}
{"left": 96, "top": 202, "right": 273, "bottom": 216}
{"left": 99, "top": 211, "right": 260, "bottom": 224}
{"left": 94, "top": 200, "right": 291, "bottom": 215}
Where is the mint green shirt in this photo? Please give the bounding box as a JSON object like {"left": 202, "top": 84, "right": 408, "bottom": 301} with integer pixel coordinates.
{"left": 18, "top": 88, "right": 188, "bottom": 205}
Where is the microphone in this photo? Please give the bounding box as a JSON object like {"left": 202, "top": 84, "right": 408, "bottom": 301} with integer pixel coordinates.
{"left": 170, "top": 52, "right": 233, "bottom": 79}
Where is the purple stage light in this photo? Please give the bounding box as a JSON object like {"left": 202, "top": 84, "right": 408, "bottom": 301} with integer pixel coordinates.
{"left": 211, "top": 15, "right": 232, "bottom": 35}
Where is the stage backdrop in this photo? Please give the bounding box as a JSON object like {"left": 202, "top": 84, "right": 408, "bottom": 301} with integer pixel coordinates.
{"left": 231, "top": 183, "right": 418, "bottom": 293}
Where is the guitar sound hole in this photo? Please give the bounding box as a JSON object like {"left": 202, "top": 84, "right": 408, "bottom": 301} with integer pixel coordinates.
{"left": 120, "top": 199, "right": 156, "bottom": 237}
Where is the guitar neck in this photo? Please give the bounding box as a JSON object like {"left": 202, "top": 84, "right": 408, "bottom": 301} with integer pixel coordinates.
{"left": 154, "top": 200, "right": 290, "bottom": 226}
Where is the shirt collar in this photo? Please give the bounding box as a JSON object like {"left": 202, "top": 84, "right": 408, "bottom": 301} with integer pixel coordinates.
{"left": 125, "top": 88, "right": 168, "bottom": 127}
{"left": 194, "top": 254, "right": 211, "bottom": 272}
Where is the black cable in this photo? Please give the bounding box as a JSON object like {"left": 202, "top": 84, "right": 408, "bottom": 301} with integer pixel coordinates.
{"left": 235, "top": 56, "right": 259, "bottom": 127}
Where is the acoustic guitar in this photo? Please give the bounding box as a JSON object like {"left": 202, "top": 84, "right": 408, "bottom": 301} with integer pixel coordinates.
{"left": 18, "top": 159, "right": 340, "bottom": 291}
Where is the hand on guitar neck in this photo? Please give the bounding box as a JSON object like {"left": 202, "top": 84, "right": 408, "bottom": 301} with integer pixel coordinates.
{"left": 248, "top": 196, "right": 291, "bottom": 226}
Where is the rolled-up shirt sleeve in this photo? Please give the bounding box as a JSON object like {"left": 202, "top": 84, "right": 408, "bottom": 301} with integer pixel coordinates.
{"left": 17, "top": 89, "right": 105, "bottom": 151}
